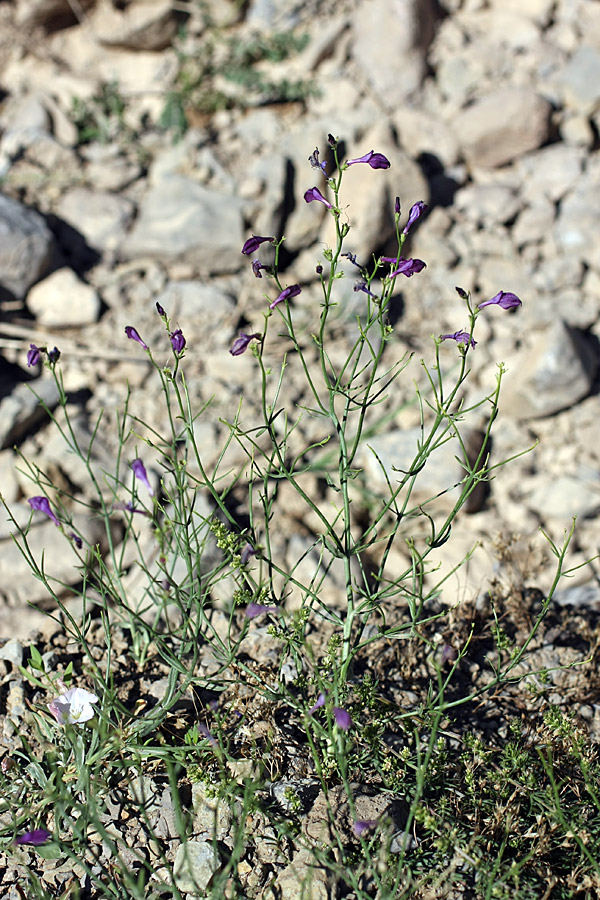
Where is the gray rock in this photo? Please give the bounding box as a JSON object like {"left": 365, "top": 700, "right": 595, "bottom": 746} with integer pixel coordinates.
{"left": 556, "top": 45, "right": 600, "bottom": 112}
{"left": 512, "top": 199, "right": 556, "bottom": 247}
{"left": 192, "top": 782, "right": 234, "bottom": 840}
{"left": 90, "top": 0, "right": 179, "bottom": 52}
{"left": 0, "top": 640, "right": 24, "bottom": 667}
{"left": 393, "top": 106, "right": 461, "bottom": 167}
{"left": 0, "top": 194, "right": 55, "bottom": 300}
{"left": 502, "top": 320, "right": 598, "bottom": 419}
{"left": 57, "top": 188, "right": 135, "bottom": 255}
{"left": 554, "top": 583, "right": 600, "bottom": 609}
{"left": 0, "top": 379, "right": 61, "bottom": 451}
{"left": 351, "top": 0, "right": 436, "bottom": 108}
{"left": 454, "top": 184, "right": 523, "bottom": 225}
{"left": 360, "top": 425, "right": 469, "bottom": 504}
{"left": 263, "top": 848, "right": 330, "bottom": 900}
{"left": 525, "top": 475, "right": 600, "bottom": 519}
{"left": 517, "top": 144, "right": 585, "bottom": 203}
{"left": 153, "top": 281, "right": 237, "bottom": 348}
{"left": 554, "top": 162, "right": 600, "bottom": 269}
{"left": 453, "top": 88, "right": 552, "bottom": 168}
{"left": 173, "top": 840, "right": 220, "bottom": 894}
{"left": 26, "top": 268, "right": 101, "bottom": 327}
{"left": 123, "top": 175, "right": 244, "bottom": 273}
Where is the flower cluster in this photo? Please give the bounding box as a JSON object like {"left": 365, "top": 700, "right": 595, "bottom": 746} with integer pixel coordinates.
{"left": 26, "top": 344, "right": 60, "bottom": 368}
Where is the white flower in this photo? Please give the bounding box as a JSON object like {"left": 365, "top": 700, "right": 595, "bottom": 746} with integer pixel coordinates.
{"left": 48, "top": 686, "right": 99, "bottom": 726}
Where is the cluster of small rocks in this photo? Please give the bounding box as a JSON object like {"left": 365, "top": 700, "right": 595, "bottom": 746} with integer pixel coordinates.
{"left": 0, "top": 0, "right": 599, "bottom": 631}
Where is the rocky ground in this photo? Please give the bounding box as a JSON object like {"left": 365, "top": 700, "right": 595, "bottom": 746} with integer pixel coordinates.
{"left": 2, "top": 0, "right": 600, "bottom": 895}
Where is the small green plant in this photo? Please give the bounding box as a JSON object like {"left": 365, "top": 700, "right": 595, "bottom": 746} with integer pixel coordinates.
{"left": 160, "top": 27, "right": 317, "bottom": 137}
{"left": 3, "top": 136, "right": 596, "bottom": 899}
{"left": 71, "top": 81, "right": 129, "bottom": 145}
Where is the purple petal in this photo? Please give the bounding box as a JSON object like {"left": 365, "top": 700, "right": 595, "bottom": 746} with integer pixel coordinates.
{"left": 240, "top": 543, "right": 256, "bottom": 565}
{"left": 346, "top": 150, "right": 390, "bottom": 169}
{"left": 308, "top": 692, "right": 327, "bottom": 716}
{"left": 170, "top": 328, "right": 186, "bottom": 353}
{"left": 389, "top": 258, "right": 426, "bottom": 278}
{"left": 304, "top": 187, "right": 333, "bottom": 209}
{"left": 15, "top": 828, "right": 51, "bottom": 846}
{"left": 402, "top": 201, "right": 427, "bottom": 234}
{"left": 477, "top": 290, "right": 522, "bottom": 310}
{"left": 124, "top": 326, "right": 149, "bottom": 351}
{"left": 440, "top": 331, "right": 476, "bottom": 349}
{"left": 245, "top": 603, "right": 278, "bottom": 619}
{"left": 308, "top": 148, "right": 327, "bottom": 174}
{"left": 27, "top": 344, "right": 41, "bottom": 367}
{"left": 333, "top": 706, "right": 352, "bottom": 730}
{"left": 131, "top": 459, "right": 154, "bottom": 497}
{"left": 242, "top": 235, "right": 274, "bottom": 255}
{"left": 353, "top": 819, "right": 378, "bottom": 837}
{"left": 230, "top": 332, "right": 261, "bottom": 356}
{"left": 28, "top": 496, "right": 60, "bottom": 527}
{"left": 354, "top": 281, "right": 378, "bottom": 299}
{"left": 270, "top": 284, "right": 302, "bottom": 309}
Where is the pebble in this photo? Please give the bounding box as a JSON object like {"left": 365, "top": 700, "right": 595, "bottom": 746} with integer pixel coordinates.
{"left": 57, "top": 188, "right": 136, "bottom": 255}
{"left": 502, "top": 319, "right": 598, "bottom": 420}
{"left": 0, "top": 194, "right": 55, "bottom": 300}
{"left": 26, "top": 268, "right": 101, "bottom": 327}
{"left": 452, "top": 88, "right": 552, "bottom": 168}
{"left": 351, "top": 0, "right": 435, "bottom": 108}
{"left": 123, "top": 176, "right": 244, "bottom": 272}
{"left": 172, "top": 840, "right": 220, "bottom": 893}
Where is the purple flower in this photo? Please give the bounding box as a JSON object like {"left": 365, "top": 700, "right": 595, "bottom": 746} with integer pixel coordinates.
{"left": 48, "top": 347, "right": 61, "bottom": 364}
{"left": 230, "top": 332, "right": 261, "bottom": 356}
{"left": 240, "top": 543, "right": 256, "bottom": 565}
{"left": 441, "top": 331, "right": 476, "bottom": 349}
{"left": 389, "top": 258, "right": 426, "bottom": 278}
{"left": 308, "top": 693, "right": 327, "bottom": 716}
{"left": 342, "top": 252, "right": 361, "bottom": 268}
{"left": 455, "top": 286, "right": 469, "bottom": 300}
{"left": 156, "top": 302, "right": 166, "bottom": 317}
{"left": 170, "top": 329, "right": 186, "bottom": 354}
{"left": 354, "top": 281, "right": 378, "bottom": 299}
{"left": 309, "top": 147, "right": 327, "bottom": 174}
{"left": 346, "top": 150, "right": 390, "bottom": 170}
{"left": 270, "top": 284, "right": 302, "bottom": 309}
{"left": 402, "top": 201, "right": 427, "bottom": 234}
{"left": 28, "top": 496, "right": 60, "bottom": 527}
{"left": 477, "top": 290, "right": 522, "bottom": 310}
{"left": 27, "top": 344, "right": 41, "bottom": 367}
{"left": 69, "top": 532, "right": 83, "bottom": 549}
{"left": 333, "top": 706, "right": 352, "bottom": 730}
{"left": 245, "top": 602, "right": 278, "bottom": 619}
{"left": 252, "top": 260, "right": 267, "bottom": 278}
{"left": 242, "top": 235, "right": 274, "bottom": 255}
{"left": 353, "top": 819, "right": 378, "bottom": 838}
{"left": 198, "top": 723, "right": 218, "bottom": 746}
{"left": 15, "top": 828, "right": 51, "bottom": 846}
{"left": 304, "top": 186, "right": 332, "bottom": 209}
{"left": 327, "top": 134, "right": 337, "bottom": 148}
{"left": 442, "top": 643, "right": 458, "bottom": 664}
{"left": 394, "top": 196, "right": 401, "bottom": 215}
{"left": 112, "top": 501, "right": 149, "bottom": 517}
{"left": 131, "top": 459, "right": 154, "bottom": 497}
{"left": 125, "top": 326, "right": 148, "bottom": 351}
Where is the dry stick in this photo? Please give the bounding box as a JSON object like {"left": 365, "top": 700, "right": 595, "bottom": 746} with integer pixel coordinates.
{"left": 0, "top": 321, "right": 150, "bottom": 364}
